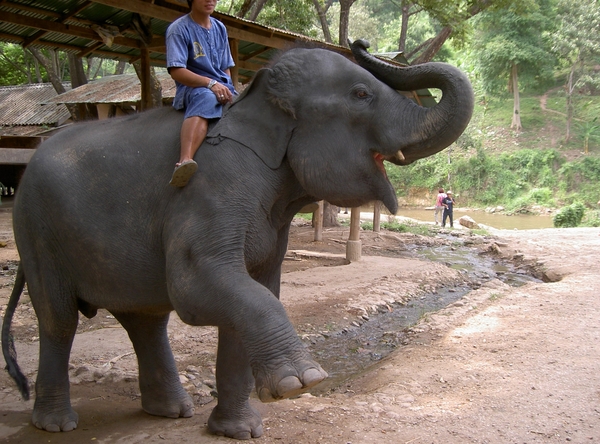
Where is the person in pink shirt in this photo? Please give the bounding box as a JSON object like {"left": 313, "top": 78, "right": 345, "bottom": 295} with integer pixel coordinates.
{"left": 434, "top": 188, "right": 446, "bottom": 225}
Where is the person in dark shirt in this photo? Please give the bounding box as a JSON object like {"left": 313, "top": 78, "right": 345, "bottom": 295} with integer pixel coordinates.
{"left": 442, "top": 190, "right": 455, "bottom": 228}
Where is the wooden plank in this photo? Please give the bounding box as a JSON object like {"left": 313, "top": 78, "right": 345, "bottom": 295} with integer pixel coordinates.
{"left": 91, "top": 0, "right": 184, "bottom": 22}
{"left": 1, "top": 10, "right": 142, "bottom": 49}
{"left": 0, "top": 149, "right": 37, "bottom": 165}
{"left": 0, "top": 136, "right": 46, "bottom": 149}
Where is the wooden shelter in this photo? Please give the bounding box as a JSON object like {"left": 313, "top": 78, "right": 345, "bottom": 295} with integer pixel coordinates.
{"left": 0, "top": 0, "right": 355, "bottom": 109}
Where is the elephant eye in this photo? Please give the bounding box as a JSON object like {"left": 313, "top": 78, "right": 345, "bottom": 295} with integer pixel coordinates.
{"left": 351, "top": 84, "right": 372, "bottom": 101}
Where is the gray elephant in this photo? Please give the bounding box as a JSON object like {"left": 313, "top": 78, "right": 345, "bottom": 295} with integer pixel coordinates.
{"left": 2, "top": 40, "right": 473, "bottom": 439}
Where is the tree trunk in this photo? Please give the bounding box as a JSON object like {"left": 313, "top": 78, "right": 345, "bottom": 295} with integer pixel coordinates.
{"left": 338, "top": 0, "right": 356, "bottom": 48}
{"left": 29, "top": 48, "right": 88, "bottom": 121}
{"left": 312, "top": 0, "right": 333, "bottom": 43}
{"left": 28, "top": 49, "right": 66, "bottom": 93}
{"left": 133, "top": 60, "right": 162, "bottom": 110}
{"left": 236, "top": 0, "right": 255, "bottom": 18}
{"left": 510, "top": 62, "right": 522, "bottom": 131}
{"left": 398, "top": 1, "right": 410, "bottom": 52}
{"left": 114, "top": 60, "right": 127, "bottom": 75}
{"left": 322, "top": 202, "right": 339, "bottom": 227}
{"left": 411, "top": 26, "right": 452, "bottom": 64}
{"left": 68, "top": 53, "right": 97, "bottom": 121}
{"left": 565, "top": 67, "right": 575, "bottom": 143}
{"left": 248, "top": 0, "right": 269, "bottom": 21}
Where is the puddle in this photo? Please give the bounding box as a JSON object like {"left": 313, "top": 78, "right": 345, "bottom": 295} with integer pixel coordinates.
{"left": 307, "top": 237, "right": 542, "bottom": 394}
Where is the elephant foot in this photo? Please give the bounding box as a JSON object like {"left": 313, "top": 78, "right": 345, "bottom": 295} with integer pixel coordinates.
{"left": 142, "top": 390, "right": 195, "bottom": 418}
{"left": 254, "top": 357, "right": 328, "bottom": 402}
{"left": 32, "top": 404, "right": 79, "bottom": 432}
{"left": 208, "top": 402, "right": 263, "bottom": 440}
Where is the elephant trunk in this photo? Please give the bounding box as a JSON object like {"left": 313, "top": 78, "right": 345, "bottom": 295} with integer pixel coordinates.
{"left": 350, "top": 39, "right": 474, "bottom": 165}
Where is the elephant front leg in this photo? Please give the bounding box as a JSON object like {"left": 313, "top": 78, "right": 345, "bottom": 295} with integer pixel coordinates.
{"left": 111, "top": 311, "right": 194, "bottom": 418}
{"left": 171, "top": 275, "right": 328, "bottom": 404}
{"left": 208, "top": 327, "right": 263, "bottom": 439}
{"left": 246, "top": 314, "right": 328, "bottom": 403}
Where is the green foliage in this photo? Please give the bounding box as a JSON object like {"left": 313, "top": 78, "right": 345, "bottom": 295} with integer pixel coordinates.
{"left": 0, "top": 43, "right": 31, "bottom": 85}
{"left": 218, "top": 0, "right": 316, "bottom": 35}
{"left": 361, "top": 220, "right": 434, "bottom": 236}
{"left": 388, "top": 140, "right": 600, "bottom": 211}
{"left": 581, "top": 210, "right": 600, "bottom": 227}
{"left": 576, "top": 117, "right": 600, "bottom": 154}
{"left": 553, "top": 201, "right": 586, "bottom": 227}
{"left": 259, "top": 0, "right": 316, "bottom": 36}
{"left": 470, "top": 0, "right": 557, "bottom": 96}
{"left": 506, "top": 188, "right": 555, "bottom": 213}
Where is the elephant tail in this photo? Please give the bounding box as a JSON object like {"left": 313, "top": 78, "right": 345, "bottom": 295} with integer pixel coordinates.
{"left": 1, "top": 263, "right": 30, "bottom": 400}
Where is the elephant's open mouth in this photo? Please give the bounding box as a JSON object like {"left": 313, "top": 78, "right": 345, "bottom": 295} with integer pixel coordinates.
{"left": 373, "top": 149, "right": 407, "bottom": 173}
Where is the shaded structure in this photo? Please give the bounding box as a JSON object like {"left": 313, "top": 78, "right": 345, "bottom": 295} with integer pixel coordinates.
{"left": 46, "top": 72, "right": 176, "bottom": 119}
{"left": 0, "top": 0, "right": 352, "bottom": 109}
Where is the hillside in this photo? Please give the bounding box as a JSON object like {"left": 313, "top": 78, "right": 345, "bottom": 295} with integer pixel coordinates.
{"left": 388, "top": 89, "right": 600, "bottom": 219}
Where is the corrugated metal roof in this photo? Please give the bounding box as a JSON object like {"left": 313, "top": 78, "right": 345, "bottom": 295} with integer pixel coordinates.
{"left": 0, "top": 83, "right": 71, "bottom": 126}
{"left": 47, "top": 72, "right": 176, "bottom": 105}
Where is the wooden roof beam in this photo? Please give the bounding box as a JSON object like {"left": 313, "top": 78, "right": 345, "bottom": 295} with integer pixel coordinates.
{"left": 23, "top": 1, "right": 94, "bottom": 48}
{"left": 91, "top": 0, "right": 184, "bottom": 22}
{"left": 1, "top": 10, "right": 142, "bottom": 49}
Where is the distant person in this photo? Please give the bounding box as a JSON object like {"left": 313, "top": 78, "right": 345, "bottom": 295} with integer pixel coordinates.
{"left": 434, "top": 188, "right": 446, "bottom": 225}
{"left": 442, "top": 191, "right": 455, "bottom": 228}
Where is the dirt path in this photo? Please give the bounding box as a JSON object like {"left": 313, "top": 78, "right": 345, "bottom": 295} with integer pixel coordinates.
{"left": 1, "top": 206, "right": 599, "bottom": 443}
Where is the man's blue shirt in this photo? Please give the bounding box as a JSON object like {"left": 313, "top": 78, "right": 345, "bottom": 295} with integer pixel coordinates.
{"left": 166, "top": 14, "right": 235, "bottom": 112}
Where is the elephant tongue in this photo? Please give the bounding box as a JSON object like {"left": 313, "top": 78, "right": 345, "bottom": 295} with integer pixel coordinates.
{"left": 373, "top": 153, "right": 388, "bottom": 178}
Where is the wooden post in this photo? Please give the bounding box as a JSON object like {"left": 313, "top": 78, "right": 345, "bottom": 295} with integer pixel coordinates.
{"left": 229, "top": 38, "right": 239, "bottom": 88}
{"left": 139, "top": 47, "right": 152, "bottom": 111}
{"left": 314, "top": 200, "right": 323, "bottom": 241}
{"left": 346, "top": 207, "right": 362, "bottom": 262}
{"left": 373, "top": 201, "right": 381, "bottom": 232}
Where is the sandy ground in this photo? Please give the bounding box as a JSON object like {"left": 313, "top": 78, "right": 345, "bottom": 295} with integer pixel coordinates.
{"left": 1, "top": 204, "right": 599, "bottom": 444}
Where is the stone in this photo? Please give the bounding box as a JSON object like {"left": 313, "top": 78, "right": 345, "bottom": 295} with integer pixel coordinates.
{"left": 458, "top": 215, "right": 480, "bottom": 229}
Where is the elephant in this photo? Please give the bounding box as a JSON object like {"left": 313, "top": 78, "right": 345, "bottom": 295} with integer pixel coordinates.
{"left": 2, "top": 40, "right": 474, "bottom": 439}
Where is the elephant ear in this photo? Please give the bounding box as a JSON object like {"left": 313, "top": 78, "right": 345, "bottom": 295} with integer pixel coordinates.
{"left": 206, "top": 69, "right": 296, "bottom": 169}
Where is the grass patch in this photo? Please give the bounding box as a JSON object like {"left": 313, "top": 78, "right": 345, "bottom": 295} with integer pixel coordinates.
{"left": 361, "top": 219, "right": 435, "bottom": 237}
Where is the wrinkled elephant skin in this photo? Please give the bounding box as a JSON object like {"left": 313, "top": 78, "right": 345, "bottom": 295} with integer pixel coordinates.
{"left": 2, "top": 42, "right": 473, "bottom": 439}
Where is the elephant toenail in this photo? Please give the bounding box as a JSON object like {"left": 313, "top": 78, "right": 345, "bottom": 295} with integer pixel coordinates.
{"left": 302, "top": 368, "right": 328, "bottom": 387}
{"left": 258, "top": 387, "right": 275, "bottom": 402}
{"left": 277, "top": 375, "right": 303, "bottom": 396}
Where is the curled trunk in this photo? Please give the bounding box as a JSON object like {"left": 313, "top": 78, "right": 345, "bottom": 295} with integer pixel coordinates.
{"left": 350, "top": 39, "right": 474, "bottom": 165}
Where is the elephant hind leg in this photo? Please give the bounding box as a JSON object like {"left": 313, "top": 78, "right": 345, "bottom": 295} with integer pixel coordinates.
{"left": 28, "top": 279, "right": 79, "bottom": 432}
{"left": 110, "top": 311, "right": 194, "bottom": 418}
{"left": 208, "top": 327, "right": 263, "bottom": 439}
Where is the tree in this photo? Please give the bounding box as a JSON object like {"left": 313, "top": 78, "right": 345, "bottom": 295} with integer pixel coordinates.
{"left": 551, "top": 0, "right": 600, "bottom": 142}
{"left": 338, "top": 0, "right": 358, "bottom": 47}
{"left": 312, "top": 0, "right": 335, "bottom": 43}
{"left": 361, "top": 0, "right": 527, "bottom": 64}
{"left": 222, "top": 0, "right": 315, "bottom": 35}
{"left": 0, "top": 43, "right": 31, "bottom": 85}
{"left": 471, "top": 1, "right": 556, "bottom": 130}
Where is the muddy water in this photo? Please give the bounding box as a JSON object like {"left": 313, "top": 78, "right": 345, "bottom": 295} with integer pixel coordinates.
{"left": 398, "top": 208, "right": 553, "bottom": 230}
{"left": 309, "top": 241, "right": 541, "bottom": 394}
{"left": 396, "top": 208, "right": 554, "bottom": 230}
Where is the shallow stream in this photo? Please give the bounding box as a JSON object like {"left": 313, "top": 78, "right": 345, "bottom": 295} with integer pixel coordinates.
{"left": 309, "top": 238, "right": 541, "bottom": 395}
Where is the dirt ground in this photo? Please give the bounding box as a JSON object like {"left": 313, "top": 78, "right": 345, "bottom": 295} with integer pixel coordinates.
{"left": 1, "top": 203, "right": 599, "bottom": 444}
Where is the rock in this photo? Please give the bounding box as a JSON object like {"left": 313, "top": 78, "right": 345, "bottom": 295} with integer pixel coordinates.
{"left": 458, "top": 215, "right": 481, "bottom": 229}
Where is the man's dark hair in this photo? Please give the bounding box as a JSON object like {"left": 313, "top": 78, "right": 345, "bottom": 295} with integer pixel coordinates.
{"left": 187, "top": 0, "right": 192, "bottom": 9}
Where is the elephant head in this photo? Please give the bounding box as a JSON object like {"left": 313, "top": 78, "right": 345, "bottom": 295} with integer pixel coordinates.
{"left": 209, "top": 40, "right": 474, "bottom": 214}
